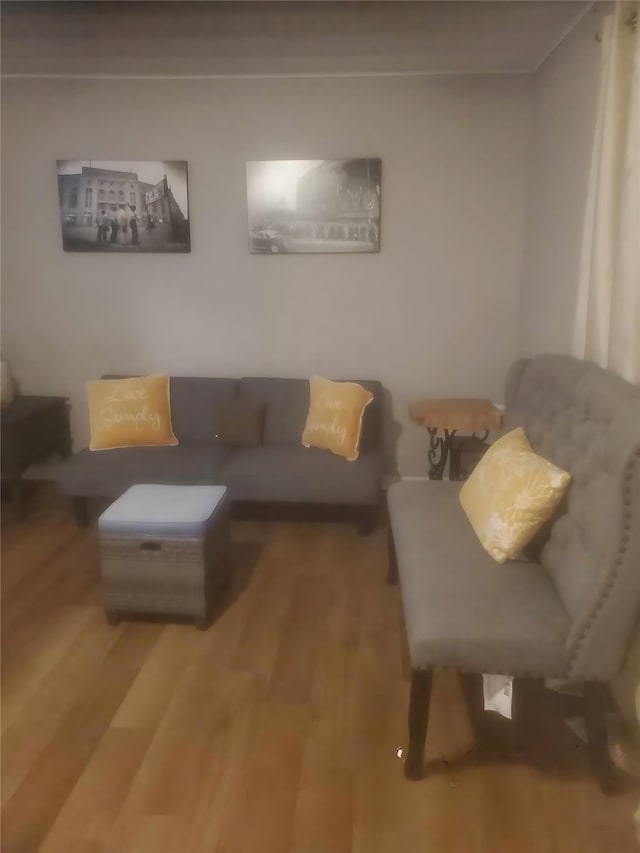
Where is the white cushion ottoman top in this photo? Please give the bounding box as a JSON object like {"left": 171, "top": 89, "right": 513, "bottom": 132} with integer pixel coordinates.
{"left": 98, "top": 484, "right": 228, "bottom": 538}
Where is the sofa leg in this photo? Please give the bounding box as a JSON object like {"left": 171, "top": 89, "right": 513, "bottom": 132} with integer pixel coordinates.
{"left": 194, "top": 611, "right": 210, "bottom": 631}
{"left": 70, "top": 496, "right": 89, "bottom": 527}
{"left": 387, "top": 529, "right": 399, "bottom": 585}
{"left": 404, "top": 669, "right": 433, "bottom": 780}
{"left": 357, "top": 506, "right": 377, "bottom": 536}
{"left": 584, "top": 681, "right": 620, "bottom": 795}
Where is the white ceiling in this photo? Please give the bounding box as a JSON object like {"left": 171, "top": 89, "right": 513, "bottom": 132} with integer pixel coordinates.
{"left": 1, "top": 1, "right": 595, "bottom": 77}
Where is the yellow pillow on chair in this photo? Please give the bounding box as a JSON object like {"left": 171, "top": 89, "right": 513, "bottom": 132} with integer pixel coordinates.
{"left": 459, "top": 427, "right": 570, "bottom": 563}
{"left": 302, "top": 376, "right": 373, "bottom": 461}
{"left": 87, "top": 374, "right": 178, "bottom": 450}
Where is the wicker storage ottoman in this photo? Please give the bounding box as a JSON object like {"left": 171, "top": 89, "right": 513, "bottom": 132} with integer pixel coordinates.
{"left": 98, "top": 484, "right": 231, "bottom": 629}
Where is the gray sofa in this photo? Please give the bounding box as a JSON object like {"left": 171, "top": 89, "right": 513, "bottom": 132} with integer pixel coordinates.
{"left": 56, "top": 375, "right": 384, "bottom": 531}
{"left": 387, "top": 354, "right": 640, "bottom": 791}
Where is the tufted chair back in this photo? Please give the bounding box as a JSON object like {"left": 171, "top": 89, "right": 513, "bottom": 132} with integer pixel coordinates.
{"left": 504, "top": 355, "right": 640, "bottom": 681}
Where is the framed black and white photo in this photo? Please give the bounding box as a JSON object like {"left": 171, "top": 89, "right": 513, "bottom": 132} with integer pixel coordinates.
{"left": 246, "top": 159, "right": 381, "bottom": 254}
{"left": 57, "top": 160, "right": 190, "bottom": 253}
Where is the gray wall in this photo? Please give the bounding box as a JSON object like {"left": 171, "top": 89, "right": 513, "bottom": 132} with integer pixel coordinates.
{"left": 1, "top": 75, "right": 531, "bottom": 476}
{"left": 518, "top": 5, "right": 604, "bottom": 357}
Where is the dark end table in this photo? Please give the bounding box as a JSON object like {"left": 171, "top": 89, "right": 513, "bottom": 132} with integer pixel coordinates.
{"left": 1, "top": 395, "right": 72, "bottom": 518}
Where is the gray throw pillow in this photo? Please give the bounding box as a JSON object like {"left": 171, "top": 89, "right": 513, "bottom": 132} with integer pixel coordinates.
{"left": 215, "top": 399, "right": 265, "bottom": 447}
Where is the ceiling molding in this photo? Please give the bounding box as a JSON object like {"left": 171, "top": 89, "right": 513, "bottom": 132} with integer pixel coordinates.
{"left": 533, "top": 0, "right": 597, "bottom": 71}
{"left": 1, "top": 68, "right": 533, "bottom": 81}
{"left": 0, "top": 1, "right": 594, "bottom": 78}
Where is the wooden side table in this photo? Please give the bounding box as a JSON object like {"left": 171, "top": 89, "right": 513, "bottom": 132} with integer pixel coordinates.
{"left": 1, "top": 395, "right": 72, "bottom": 517}
{"left": 409, "top": 398, "right": 503, "bottom": 480}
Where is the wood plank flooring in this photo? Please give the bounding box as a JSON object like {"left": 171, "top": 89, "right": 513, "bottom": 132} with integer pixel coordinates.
{"left": 1, "top": 486, "right": 638, "bottom": 853}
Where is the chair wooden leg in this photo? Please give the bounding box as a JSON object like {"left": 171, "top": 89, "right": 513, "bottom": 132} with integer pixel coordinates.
{"left": 387, "top": 529, "right": 399, "bottom": 585}
{"left": 404, "top": 669, "right": 433, "bottom": 780}
{"left": 584, "top": 681, "right": 621, "bottom": 795}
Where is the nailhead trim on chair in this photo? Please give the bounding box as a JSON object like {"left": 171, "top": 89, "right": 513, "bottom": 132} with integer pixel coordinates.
{"left": 567, "top": 445, "right": 640, "bottom": 678}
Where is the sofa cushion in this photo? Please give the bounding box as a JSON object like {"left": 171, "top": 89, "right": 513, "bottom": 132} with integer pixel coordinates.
{"left": 103, "top": 376, "right": 238, "bottom": 444}
{"left": 165, "top": 377, "right": 238, "bottom": 444}
{"left": 238, "top": 377, "right": 382, "bottom": 450}
{"left": 87, "top": 374, "right": 178, "bottom": 450}
{"left": 352, "top": 379, "right": 382, "bottom": 453}
{"left": 220, "top": 445, "right": 383, "bottom": 505}
{"left": 302, "top": 376, "right": 374, "bottom": 461}
{"left": 387, "top": 480, "right": 570, "bottom": 676}
{"left": 238, "top": 378, "right": 309, "bottom": 446}
{"left": 459, "top": 427, "right": 571, "bottom": 563}
{"left": 214, "top": 399, "right": 265, "bottom": 447}
{"left": 56, "top": 444, "right": 231, "bottom": 499}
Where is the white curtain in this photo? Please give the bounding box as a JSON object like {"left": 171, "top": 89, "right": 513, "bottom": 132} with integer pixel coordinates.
{"left": 573, "top": 2, "right": 640, "bottom": 384}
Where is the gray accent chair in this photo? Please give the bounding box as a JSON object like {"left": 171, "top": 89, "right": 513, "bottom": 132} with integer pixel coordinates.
{"left": 56, "top": 375, "right": 384, "bottom": 532}
{"left": 387, "top": 354, "right": 640, "bottom": 791}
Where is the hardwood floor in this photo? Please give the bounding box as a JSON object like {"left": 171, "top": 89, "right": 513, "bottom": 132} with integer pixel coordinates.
{"left": 1, "top": 486, "right": 638, "bottom": 853}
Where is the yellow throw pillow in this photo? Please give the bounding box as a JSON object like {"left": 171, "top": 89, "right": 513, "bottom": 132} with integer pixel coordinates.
{"left": 302, "top": 376, "right": 373, "bottom": 461}
{"left": 87, "top": 374, "right": 178, "bottom": 451}
{"left": 459, "top": 427, "right": 570, "bottom": 563}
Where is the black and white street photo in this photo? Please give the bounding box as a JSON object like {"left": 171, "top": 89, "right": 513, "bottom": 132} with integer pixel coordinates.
{"left": 57, "top": 160, "right": 190, "bottom": 253}
{"left": 246, "top": 159, "right": 381, "bottom": 254}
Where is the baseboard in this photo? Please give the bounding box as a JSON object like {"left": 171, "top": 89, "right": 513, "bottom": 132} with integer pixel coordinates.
{"left": 383, "top": 474, "right": 443, "bottom": 489}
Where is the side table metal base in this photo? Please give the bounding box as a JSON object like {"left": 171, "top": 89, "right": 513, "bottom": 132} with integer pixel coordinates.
{"left": 410, "top": 397, "right": 503, "bottom": 482}
{"left": 427, "top": 428, "right": 455, "bottom": 480}
{"left": 427, "top": 429, "right": 491, "bottom": 481}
